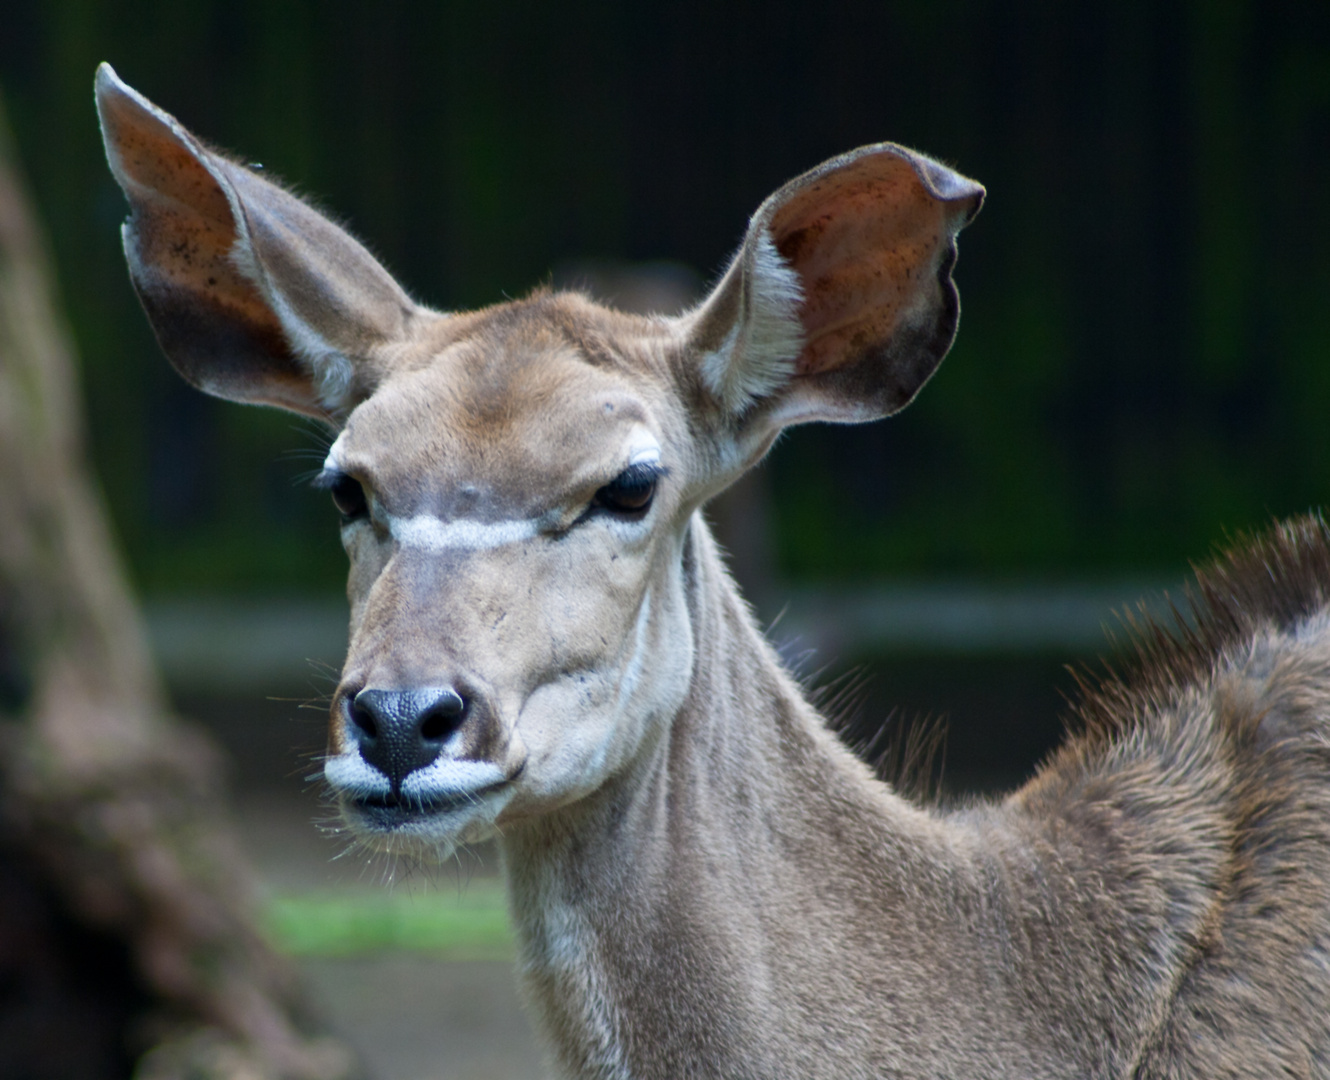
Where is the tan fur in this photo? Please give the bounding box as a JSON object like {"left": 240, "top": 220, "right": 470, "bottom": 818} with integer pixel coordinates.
{"left": 97, "top": 64, "right": 1330, "bottom": 1079}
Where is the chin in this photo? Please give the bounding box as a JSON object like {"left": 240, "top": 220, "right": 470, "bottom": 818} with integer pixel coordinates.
{"left": 335, "top": 784, "right": 517, "bottom": 864}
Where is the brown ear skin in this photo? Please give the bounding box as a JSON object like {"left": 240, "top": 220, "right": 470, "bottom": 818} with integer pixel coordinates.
{"left": 95, "top": 63, "right": 416, "bottom": 420}
{"left": 695, "top": 143, "right": 983, "bottom": 431}
{"left": 772, "top": 145, "right": 982, "bottom": 421}
{"left": 133, "top": 284, "right": 315, "bottom": 413}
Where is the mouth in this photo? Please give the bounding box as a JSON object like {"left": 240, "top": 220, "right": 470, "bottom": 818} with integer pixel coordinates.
{"left": 347, "top": 780, "right": 510, "bottom": 831}
{"left": 324, "top": 750, "right": 522, "bottom": 841}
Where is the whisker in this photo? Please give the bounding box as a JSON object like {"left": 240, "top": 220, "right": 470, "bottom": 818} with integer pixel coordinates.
{"left": 290, "top": 418, "right": 337, "bottom": 451}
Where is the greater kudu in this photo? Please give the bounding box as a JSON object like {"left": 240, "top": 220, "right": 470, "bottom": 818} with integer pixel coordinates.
{"left": 97, "top": 64, "right": 1330, "bottom": 1078}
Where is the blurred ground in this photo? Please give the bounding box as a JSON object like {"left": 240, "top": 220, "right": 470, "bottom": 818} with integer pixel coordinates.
{"left": 232, "top": 791, "right": 546, "bottom": 1080}
{"left": 298, "top": 953, "right": 543, "bottom": 1080}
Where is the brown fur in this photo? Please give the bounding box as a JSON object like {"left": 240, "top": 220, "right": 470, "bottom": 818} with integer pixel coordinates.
{"left": 1012, "top": 515, "right": 1330, "bottom": 1076}
{"left": 96, "top": 64, "right": 1330, "bottom": 1079}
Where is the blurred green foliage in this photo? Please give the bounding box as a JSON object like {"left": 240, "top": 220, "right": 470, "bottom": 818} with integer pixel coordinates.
{"left": 263, "top": 881, "right": 513, "bottom": 958}
{"left": 1, "top": 0, "right": 1328, "bottom": 592}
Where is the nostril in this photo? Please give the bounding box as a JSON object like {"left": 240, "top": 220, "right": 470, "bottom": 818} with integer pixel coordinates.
{"left": 419, "top": 689, "right": 467, "bottom": 742}
{"left": 348, "top": 695, "right": 379, "bottom": 740}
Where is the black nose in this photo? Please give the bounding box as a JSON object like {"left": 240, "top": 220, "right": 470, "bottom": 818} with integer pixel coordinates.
{"left": 346, "top": 686, "right": 468, "bottom": 789}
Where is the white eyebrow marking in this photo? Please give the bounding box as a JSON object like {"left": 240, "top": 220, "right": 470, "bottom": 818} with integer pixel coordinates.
{"left": 389, "top": 513, "right": 542, "bottom": 552}
{"left": 323, "top": 431, "right": 347, "bottom": 472}
{"left": 628, "top": 443, "right": 661, "bottom": 467}
{"left": 332, "top": 430, "right": 663, "bottom": 552}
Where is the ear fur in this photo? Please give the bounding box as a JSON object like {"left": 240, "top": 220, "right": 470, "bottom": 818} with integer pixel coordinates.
{"left": 694, "top": 231, "right": 806, "bottom": 413}
{"left": 687, "top": 143, "right": 983, "bottom": 426}
{"left": 95, "top": 63, "right": 419, "bottom": 419}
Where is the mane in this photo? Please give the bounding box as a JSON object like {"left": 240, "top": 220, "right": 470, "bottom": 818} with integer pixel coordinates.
{"left": 1066, "top": 513, "right": 1330, "bottom": 751}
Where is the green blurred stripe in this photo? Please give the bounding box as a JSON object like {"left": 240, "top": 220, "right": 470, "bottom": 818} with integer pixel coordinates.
{"left": 263, "top": 882, "right": 514, "bottom": 959}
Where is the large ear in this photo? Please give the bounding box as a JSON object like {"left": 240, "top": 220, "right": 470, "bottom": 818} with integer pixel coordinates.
{"left": 95, "top": 63, "right": 421, "bottom": 420}
{"left": 687, "top": 143, "right": 983, "bottom": 429}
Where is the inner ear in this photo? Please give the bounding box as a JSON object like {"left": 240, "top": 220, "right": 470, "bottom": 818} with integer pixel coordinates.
{"left": 96, "top": 63, "right": 421, "bottom": 420}
{"left": 773, "top": 149, "right": 980, "bottom": 393}
{"left": 688, "top": 143, "right": 983, "bottom": 429}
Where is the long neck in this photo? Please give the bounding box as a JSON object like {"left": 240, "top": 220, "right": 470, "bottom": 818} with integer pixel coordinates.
{"left": 498, "top": 515, "right": 1214, "bottom": 1080}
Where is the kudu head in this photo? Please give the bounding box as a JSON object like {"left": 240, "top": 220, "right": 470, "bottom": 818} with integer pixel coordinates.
{"left": 96, "top": 64, "right": 982, "bottom": 858}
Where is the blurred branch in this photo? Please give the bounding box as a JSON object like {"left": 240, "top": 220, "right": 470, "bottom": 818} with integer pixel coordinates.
{"left": 0, "top": 88, "right": 357, "bottom": 1080}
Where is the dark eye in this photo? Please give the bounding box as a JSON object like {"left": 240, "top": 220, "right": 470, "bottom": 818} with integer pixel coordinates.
{"left": 331, "top": 474, "right": 367, "bottom": 519}
{"left": 594, "top": 462, "right": 661, "bottom": 516}
{"left": 314, "top": 469, "right": 368, "bottom": 520}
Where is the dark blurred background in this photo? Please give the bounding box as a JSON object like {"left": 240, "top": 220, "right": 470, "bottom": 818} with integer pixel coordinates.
{"left": 2, "top": 0, "right": 1329, "bottom": 792}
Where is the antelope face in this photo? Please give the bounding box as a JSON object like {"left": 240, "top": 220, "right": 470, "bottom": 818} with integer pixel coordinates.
{"left": 96, "top": 63, "right": 981, "bottom": 857}
{"left": 317, "top": 307, "right": 699, "bottom": 851}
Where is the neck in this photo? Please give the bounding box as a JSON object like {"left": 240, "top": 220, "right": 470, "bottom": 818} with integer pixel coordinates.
{"left": 498, "top": 515, "right": 1217, "bottom": 1080}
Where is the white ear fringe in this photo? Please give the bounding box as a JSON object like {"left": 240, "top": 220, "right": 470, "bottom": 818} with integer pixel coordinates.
{"left": 700, "top": 230, "right": 804, "bottom": 413}
{"left": 229, "top": 234, "right": 355, "bottom": 414}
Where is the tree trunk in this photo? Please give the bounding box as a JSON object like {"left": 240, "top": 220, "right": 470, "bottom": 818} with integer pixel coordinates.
{"left": 0, "top": 90, "right": 358, "bottom": 1080}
